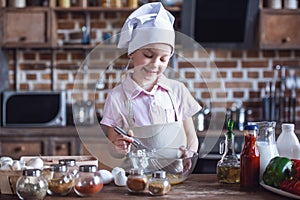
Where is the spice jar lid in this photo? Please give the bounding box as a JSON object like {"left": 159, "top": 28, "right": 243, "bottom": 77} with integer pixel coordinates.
{"left": 152, "top": 171, "right": 166, "bottom": 178}
{"left": 50, "top": 164, "right": 68, "bottom": 172}
{"left": 129, "top": 168, "right": 144, "bottom": 175}
{"left": 59, "top": 159, "right": 76, "bottom": 167}
{"left": 23, "top": 169, "right": 42, "bottom": 177}
{"left": 79, "top": 165, "right": 97, "bottom": 172}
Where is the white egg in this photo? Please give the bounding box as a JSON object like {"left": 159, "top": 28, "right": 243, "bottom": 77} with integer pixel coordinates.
{"left": 0, "top": 164, "right": 12, "bottom": 171}
{"left": 12, "top": 160, "right": 25, "bottom": 171}
{"left": 99, "top": 169, "right": 113, "bottom": 184}
{"left": 111, "top": 167, "right": 125, "bottom": 177}
{"left": 114, "top": 170, "right": 127, "bottom": 186}
{"left": 26, "top": 157, "right": 44, "bottom": 169}
{"left": 0, "top": 156, "right": 13, "bottom": 167}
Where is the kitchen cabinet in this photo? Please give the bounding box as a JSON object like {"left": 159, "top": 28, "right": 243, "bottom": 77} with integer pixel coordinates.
{"left": 2, "top": 7, "right": 52, "bottom": 48}
{"left": 260, "top": 9, "right": 300, "bottom": 49}
{"left": 0, "top": 126, "right": 82, "bottom": 159}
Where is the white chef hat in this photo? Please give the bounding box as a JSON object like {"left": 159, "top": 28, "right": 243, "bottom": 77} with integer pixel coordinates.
{"left": 117, "top": 2, "right": 175, "bottom": 55}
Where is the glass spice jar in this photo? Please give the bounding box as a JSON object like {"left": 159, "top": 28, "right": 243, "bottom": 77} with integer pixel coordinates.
{"left": 59, "top": 159, "right": 78, "bottom": 176}
{"left": 16, "top": 169, "right": 48, "bottom": 200}
{"left": 47, "top": 164, "right": 74, "bottom": 196}
{"left": 148, "top": 171, "right": 171, "bottom": 196}
{"left": 74, "top": 165, "right": 103, "bottom": 197}
{"left": 126, "top": 168, "right": 148, "bottom": 193}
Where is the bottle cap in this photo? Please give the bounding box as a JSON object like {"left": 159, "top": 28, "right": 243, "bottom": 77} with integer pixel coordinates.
{"left": 59, "top": 159, "right": 76, "bottom": 167}
{"left": 129, "top": 168, "right": 144, "bottom": 175}
{"left": 152, "top": 171, "right": 166, "bottom": 178}
{"left": 23, "top": 169, "right": 42, "bottom": 177}
{"left": 244, "top": 125, "right": 258, "bottom": 131}
{"left": 79, "top": 165, "right": 97, "bottom": 172}
{"left": 282, "top": 123, "right": 295, "bottom": 130}
{"left": 50, "top": 164, "right": 68, "bottom": 172}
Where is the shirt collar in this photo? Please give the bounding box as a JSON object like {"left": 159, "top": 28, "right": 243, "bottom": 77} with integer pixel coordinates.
{"left": 122, "top": 73, "right": 172, "bottom": 100}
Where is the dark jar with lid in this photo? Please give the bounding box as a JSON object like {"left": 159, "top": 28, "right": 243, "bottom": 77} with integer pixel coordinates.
{"left": 16, "top": 168, "right": 48, "bottom": 200}
{"left": 74, "top": 165, "right": 103, "bottom": 196}
{"left": 240, "top": 124, "right": 260, "bottom": 189}
{"left": 126, "top": 168, "right": 148, "bottom": 193}
{"left": 217, "top": 119, "right": 240, "bottom": 183}
{"left": 47, "top": 164, "right": 74, "bottom": 196}
{"left": 148, "top": 171, "right": 171, "bottom": 196}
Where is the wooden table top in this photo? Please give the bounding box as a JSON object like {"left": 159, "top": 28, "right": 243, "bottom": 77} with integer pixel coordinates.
{"left": 0, "top": 174, "right": 292, "bottom": 200}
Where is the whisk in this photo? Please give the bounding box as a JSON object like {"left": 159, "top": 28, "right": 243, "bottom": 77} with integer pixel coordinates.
{"left": 113, "top": 126, "right": 184, "bottom": 174}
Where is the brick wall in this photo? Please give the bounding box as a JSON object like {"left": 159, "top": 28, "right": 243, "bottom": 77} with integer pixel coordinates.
{"left": 3, "top": 10, "right": 300, "bottom": 125}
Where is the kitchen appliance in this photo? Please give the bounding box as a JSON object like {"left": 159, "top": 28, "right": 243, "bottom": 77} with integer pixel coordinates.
{"left": 1, "top": 91, "right": 66, "bottom": 127}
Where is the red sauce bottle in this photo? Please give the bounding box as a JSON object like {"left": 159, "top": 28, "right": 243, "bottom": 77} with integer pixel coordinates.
{"left": 240, "top": 125, "right": 260, "bottom": 189}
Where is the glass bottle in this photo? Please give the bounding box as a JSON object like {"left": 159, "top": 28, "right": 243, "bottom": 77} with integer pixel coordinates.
{"left": 251, "top": 121, "right": 279, "bottom": 181}
{"left": 74, "top": 165, "right": 103, "bottom": 197}
{"left": 16, "top": 169, "right": 48, "bottom": 200}
{"left": 240, "top": 125, "right": 260, "bottom": 189}
{"left": 47, "top": 164, "right": 74, "bottom": 196}
{"left": 148, "top": 171, "right": 171, "bottom": 196}
{"left": 277, "top": 123, "right": 300, "bottom": 159}
{"left": 126, "top": 168, "right": 148, "bottom": 193}
{"left": 216, "top": 119, "right": 240, "bottom": 183}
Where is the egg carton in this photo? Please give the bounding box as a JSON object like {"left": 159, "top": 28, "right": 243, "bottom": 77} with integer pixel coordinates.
{"left": 20, "top": 155, "right": 98, "bottom": 167}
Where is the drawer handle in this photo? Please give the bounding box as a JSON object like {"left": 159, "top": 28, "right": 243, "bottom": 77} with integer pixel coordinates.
{"left": 19, "top": 36, "right": 27, "bottom": 42}
{"left": 56, "top": 144, "right": 67, "bottom": 151}
{"left": 282, "top": 37, "right": 291, "bottom": 43}
{"left": 14, "top": 146, "right": 25, "bottom": 152}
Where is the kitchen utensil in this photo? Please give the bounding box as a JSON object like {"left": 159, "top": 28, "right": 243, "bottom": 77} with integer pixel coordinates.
{"left": 113, "top": 126, "right": 196, "bottom": 178}
{"left": 127, "top": 148, "right": 199, "bottom": 185}
{"left": 113, "top": 126, "right": 149, "bottom": 150}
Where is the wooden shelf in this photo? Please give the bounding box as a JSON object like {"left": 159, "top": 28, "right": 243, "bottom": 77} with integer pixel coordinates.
{"left": 53, "top": 6, "right": 181, "bottom": 12}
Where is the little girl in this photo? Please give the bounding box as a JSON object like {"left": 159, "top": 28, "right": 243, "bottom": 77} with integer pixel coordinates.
{"left": 100, "top": 2, "right": 201, "bottom": 156}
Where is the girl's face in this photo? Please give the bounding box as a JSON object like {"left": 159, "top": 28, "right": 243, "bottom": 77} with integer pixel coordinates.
{"left": 131, "top": 43, "right": 172, "bottom": 87}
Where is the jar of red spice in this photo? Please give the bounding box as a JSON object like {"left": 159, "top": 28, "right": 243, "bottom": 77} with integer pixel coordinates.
{"left": 74, "top": 165, "right": 103, "bottom": 197}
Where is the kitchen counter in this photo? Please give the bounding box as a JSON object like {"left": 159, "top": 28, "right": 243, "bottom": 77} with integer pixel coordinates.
{"left": 0, "top": 174, "right": 290, "bottom": 200}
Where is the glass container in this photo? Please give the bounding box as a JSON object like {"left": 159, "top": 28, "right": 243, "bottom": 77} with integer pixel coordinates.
{"left": 126, "top": 168, "right": 148, "bottom": 193}
{"left": 74, "top": 165, "right": 103, "bottom": 197}
{"left": 59, "top": 159, "right": 78, "bottom": 176}
{"left": 148, "top": 171, "right": 171, "bottom": 196}
{"left": 47, "top": 164, "right": 73, "bottom": 196}
{"left": 217, "top": 119, "right": 240, "bottom": 183}
{"left": 249, "top": 121, "right": 279, "bottom": 181}
{"left": 16, "top": 169, "right": 48, "bottom": 200}
{"left": 240, "top": 125, "right": 260, "bottom": 189}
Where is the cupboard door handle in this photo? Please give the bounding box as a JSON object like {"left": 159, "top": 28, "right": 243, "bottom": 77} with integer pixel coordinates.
{"left": 19, "top": 36, "right": 27, "bottom": 42}
{"left": 14, "top": 146, "right": 25, "bottom": 152}
{"left": 56, "top": 144, "right": 67, "bottom": 151}
{"left": 282, "top": 37, "right": 291, "bottom": 43}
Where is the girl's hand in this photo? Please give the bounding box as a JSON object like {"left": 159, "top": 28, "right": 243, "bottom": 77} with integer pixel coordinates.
{"left": 179, "top": 146, "right": 194, "bottom": 174}
{"left": 113, "top": 130, "right": 135, "bottom": 155}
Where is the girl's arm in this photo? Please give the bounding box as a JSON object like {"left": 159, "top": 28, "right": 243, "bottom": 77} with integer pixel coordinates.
{"left": 182, "top": 117, "right": 199, "bottom": 153}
